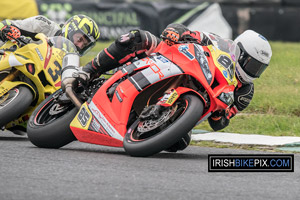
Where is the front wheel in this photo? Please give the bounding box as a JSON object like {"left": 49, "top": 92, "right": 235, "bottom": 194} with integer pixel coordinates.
{"left": 27, "top": 89, "right": 78, "bottom": 148}
{"left": 123, "top": 94, "right": 204, "bottom": 157}
{"left": 0, "top": 86, "right": 33, "bottom": 128}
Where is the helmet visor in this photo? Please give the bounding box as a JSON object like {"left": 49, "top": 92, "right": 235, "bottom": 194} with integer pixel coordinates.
{"left": 241, "top": 57, "right": 268, "bottom": 78}
{"left": 238, "top": 43, "right": 268, "bottom": 78}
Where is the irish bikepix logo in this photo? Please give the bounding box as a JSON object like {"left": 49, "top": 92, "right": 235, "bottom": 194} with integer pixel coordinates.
{"left": 208, "top": 154, "right": 294, "bottom": 172}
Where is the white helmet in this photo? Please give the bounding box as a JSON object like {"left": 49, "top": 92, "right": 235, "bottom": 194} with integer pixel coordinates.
{"left": 234, "top": 30, "right": 272, "bottom": 83}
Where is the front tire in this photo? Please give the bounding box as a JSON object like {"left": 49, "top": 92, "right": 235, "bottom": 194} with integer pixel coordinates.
{"left": 0, "top": 86, "right": 33, "bottom": 127}
{"left": 123, "top": 94, "right": 204, "bottom": 157}
{"left": 27, "top": 89, "right": 78, "bottom": 148}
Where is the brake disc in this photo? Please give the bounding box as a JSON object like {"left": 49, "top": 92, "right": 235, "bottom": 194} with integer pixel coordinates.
{"left": 0, "top": 89, "right": 18, "bottom": 108}
{"left": 137, "top": 105, "right": 177, "bottom": 133}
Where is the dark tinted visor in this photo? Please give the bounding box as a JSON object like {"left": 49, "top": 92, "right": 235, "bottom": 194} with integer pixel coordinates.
{"left": 242, "top": 57, "right": 268, "bottom": 78}
{"left": 238, "top": 42, "right": 268, "bottom": 78}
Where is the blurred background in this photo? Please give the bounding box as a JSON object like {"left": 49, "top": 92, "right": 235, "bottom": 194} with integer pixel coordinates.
{"left": 1, "top": 0, "right": 299, "bottom": 41}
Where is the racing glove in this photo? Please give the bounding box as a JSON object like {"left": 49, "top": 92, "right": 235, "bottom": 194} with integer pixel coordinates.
{"left": 161, "top": 27, "right": 180, "bottom": 46}
{"left": 61, "top": 66, "right": 90, "bottom": 92}
{"left": 0, "top": 25, "right": 21, "bottom": 43}
{"left": 180, "top": 30, "right": 202, "bottom": 44}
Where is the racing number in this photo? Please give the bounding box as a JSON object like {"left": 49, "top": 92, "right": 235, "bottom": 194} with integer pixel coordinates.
{"left": 48, "top": 61, "right": 61, "bottom": 82}
{"left": 78, "top": 107, "right": 90, "bottom": 127}
{"left": 217, "top": 55, "right": 233, "bottom": 69}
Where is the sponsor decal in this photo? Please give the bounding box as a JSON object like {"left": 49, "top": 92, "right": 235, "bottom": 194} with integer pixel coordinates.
{"left": 90, "top": 117, "right": 101, "bottom": 132}
{"left": 165, "top": 90, "right": 179, "bottom": 105}
{"left": 36, "top": 16, "right": 52, "bottom": 25}
{"left": 88, "top": 102, "right": 123, "bottom": 141}
{"left": 35, "top": 48, "right": 44, "bottom": 61}
{"left": 156, "top": 55, "right": 169, "bottom": 63}
{"left": 258, "top": 34, "right": 267, "bottom": 41}
{"left": 260, "top": 50, "right": 269, "bottom": 58}
{"left": 178, "top": 45, "right": 195, "bottom": 60}
{"left": 222, "top": 70, "right": 228, "bottom": 78}
{"left": 157, "top": 89, "right": 179, "bottom": 106}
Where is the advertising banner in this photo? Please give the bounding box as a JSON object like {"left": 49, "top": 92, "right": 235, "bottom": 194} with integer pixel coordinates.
{"left": 1, "top": 0, "right": 297, "bottom": 41}
{"left": 36, "top": 1, "right": 161, "bottom": 40}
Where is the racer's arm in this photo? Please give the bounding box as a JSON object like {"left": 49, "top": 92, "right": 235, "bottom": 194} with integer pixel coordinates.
{"left": 160, "top": 23, "right": 214, "bottom": 46}
{"left": 208, "top": 82, "right": 254, "bottom": 131}
{"left": 0, "top": 15, "right": 61, "bottom": 41}
{"left": 82, "top": 29, "right": 160, "bottom": 75}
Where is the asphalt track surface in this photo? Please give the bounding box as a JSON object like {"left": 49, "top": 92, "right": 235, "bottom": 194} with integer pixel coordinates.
{"left": 0, "top": 130, "right": 299, "bottom": 200}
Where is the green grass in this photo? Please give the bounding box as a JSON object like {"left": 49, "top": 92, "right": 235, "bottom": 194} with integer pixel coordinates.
{"left": 83, "top": 41, "right": 300, "bottom": 136}
{"left": 80, "top": 41, "right": 112, "bottom": 66}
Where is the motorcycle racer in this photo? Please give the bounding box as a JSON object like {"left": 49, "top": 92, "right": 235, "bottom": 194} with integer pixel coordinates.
{"left": 0, "top": 15, "right": 100, "bottom": 56}
{"left": 63, "top": 24, "right": 272, "bottom": 151}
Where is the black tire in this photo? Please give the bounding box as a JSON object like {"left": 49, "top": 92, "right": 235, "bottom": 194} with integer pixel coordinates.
{"left": 27, "top": 89, "right": 78, "bottom": 148}
{"left": 0, "top": 86, "right": 33, "bottom": 127}
{"left": 123, "top": 94, "right": 204, "bottom": 157}
{"left": 164, "top": 131, "right": 192, "bottom": 152}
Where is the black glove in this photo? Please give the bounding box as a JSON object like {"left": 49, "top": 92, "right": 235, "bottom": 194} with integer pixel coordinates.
{"left": 0, "top": 25, "right": 21, "bottom": 42}
{"left": 180, "top": 30, "right": 201, "bottom": 44}
{"left": 116, "top": 30, "right": 145, "bottom": 51}
{"left": 208, "top": 110, "right": 230, "bottom": 131}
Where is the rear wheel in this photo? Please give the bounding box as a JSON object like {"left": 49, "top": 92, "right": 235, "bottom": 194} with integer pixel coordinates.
{"left": 0, "top": 86, "right": 33, "bottom": 128}
{"left": 123, "top": 94, "right": 203, "bottom": 157}
{"left": 27, "top": 89, "right": 78, "bottom": 148}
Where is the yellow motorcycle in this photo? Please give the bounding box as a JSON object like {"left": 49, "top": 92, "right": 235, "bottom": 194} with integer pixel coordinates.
{"left": 0, "top": 33, "right": 76, "bottom": 134}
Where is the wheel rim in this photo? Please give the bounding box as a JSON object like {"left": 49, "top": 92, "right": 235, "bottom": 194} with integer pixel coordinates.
{"left": 0, "top": 88, "right": 19, "bottom": 109}
{"left": 34, "top": 97, "right": 74, "bottom": 126}
{"left": 130, "top": 99, "right": 188, "bottom": 142}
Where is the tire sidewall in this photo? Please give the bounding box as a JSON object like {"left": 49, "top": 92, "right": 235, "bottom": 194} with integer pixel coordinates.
{"left": 0, "top": 86, "right": 33, "bottom": 127}
{"left": 27, "top": 89, "right": 78, "bottom": 148}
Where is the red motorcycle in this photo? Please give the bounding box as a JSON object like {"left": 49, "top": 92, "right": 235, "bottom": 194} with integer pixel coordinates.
{"left": 27, "top": 34, "right": 239, "bottom": 157}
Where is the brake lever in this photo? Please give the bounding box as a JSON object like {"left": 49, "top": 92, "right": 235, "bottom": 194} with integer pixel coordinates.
{"left": 15, "top": 36, "right": 31, "bottom": 47}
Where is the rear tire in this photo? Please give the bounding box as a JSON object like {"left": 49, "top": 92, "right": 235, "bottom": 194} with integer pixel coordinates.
{"left": 27, "top": 89, "right": 78, "bottom": 148}
{"left": 123, "top": 94, "right": 203, "bottom": 157}
{"left": 0, "top": 86, "right": 33, "bottom": 127}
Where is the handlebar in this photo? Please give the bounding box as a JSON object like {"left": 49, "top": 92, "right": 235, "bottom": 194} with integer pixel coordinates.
{"left": 14, "top": 36, "right": 31, "bottom": 47}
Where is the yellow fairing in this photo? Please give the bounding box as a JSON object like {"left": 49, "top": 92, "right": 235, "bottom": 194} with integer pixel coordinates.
{"left": 70, "top": 103, "right": 92, "bottom": 130}
{"left": 0, "top": 81, "right": 35, "bottom": 99}
{"left": 0, "top": 34, "right": 63, "bottom": 105}
{"left": 0, "top": 33, "right": 65, "bottom": 128}
{"left": 207, "top": 45, "right": 238, "bottom": 86}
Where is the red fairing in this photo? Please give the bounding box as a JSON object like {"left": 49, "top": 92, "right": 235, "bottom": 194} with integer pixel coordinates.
{"left": 71, "top": 41, "right": 236, "bottom": 147}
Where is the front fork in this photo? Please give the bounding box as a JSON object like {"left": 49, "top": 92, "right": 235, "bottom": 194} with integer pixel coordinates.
{"left": 0, "top": 69, "right": 19, "bottom": 84}
{"left": 157, "top": 75, "right": 184, "bottom": 107}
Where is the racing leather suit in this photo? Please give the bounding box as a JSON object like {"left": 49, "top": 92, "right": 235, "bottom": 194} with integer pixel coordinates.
{"left": 82, "top": 24, "right": 254, "bottom": 132}
{"left": 0, "top": 15, "right": 62, "bottom": 46}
